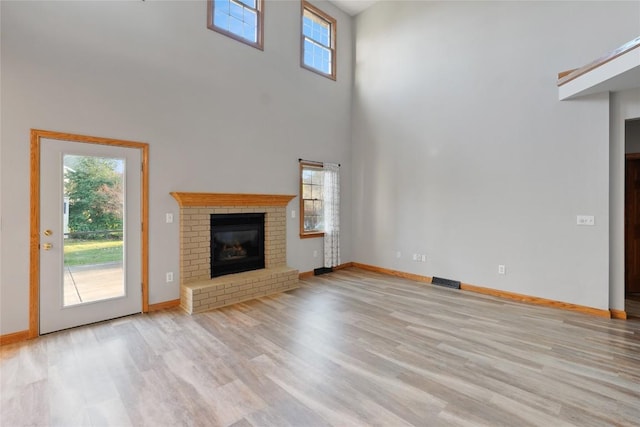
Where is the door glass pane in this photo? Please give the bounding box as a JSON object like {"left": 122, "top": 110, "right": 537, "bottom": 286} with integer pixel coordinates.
{"left": 62, "top": 154, "right": 125, "bottom": 306}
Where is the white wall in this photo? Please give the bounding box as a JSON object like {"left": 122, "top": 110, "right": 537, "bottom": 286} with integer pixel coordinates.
{"left": 0, "top": 0, "right": 353, "bottom": 335}
{"left": 610, "top": 88, "right": 640, "bottom": 311}
{"left": 352, "top": 1, "right": 639, "bottom": 310}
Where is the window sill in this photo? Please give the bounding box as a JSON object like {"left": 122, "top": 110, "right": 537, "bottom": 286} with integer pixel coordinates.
{"left": 300, "top": 64, "right": 336, "bottom": 81}
{"left": 300, "top": 232, "right": 324, "bottom": 239}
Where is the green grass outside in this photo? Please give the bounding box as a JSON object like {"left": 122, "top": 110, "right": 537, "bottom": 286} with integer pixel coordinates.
{"left": 63, "top": 239, "right": 123, "bottom": 266}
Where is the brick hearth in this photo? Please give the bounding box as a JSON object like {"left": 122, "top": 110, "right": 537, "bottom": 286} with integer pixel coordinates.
{"left": 171, "top": 192, "right": 299, "bottom": 314}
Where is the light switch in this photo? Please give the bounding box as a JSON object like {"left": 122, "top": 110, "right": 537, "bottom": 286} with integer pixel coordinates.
{"left": 166, "top": 213, "right": 174, "bottom": 223}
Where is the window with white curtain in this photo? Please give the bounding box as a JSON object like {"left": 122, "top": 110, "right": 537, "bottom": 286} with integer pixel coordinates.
{"left": 299, "top": 160, "right": 341, "bottom": 267}
{"left": 322, "top": 162, "right": 340, "bottom": 268}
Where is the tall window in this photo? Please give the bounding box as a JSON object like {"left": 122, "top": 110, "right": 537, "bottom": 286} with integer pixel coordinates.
{"left": 300, "top": 161, "right": 324, "bottom": 237}
{"left": 301, "top": 1, "right": 336, "bottom": 80}
{"left": 208, "top": 0, "right": 264, "bottom": 50}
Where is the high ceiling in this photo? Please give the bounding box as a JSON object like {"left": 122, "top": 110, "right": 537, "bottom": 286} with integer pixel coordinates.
{"left": 329, "top": 0, "right": 379, "bottom": 16}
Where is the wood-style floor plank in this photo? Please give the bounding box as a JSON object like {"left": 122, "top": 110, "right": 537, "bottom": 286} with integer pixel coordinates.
{"left": 2, "top": 268, "right": 640, "bottom": 426}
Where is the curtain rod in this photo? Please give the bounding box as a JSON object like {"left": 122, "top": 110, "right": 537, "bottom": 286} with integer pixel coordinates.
{"left": 298, "top": 158, "right": 341, "bottom": 167}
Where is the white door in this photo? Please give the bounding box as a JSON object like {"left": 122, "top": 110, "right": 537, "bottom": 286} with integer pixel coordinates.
{"left": 40, "top": 138, "right": 142, "bottom": 334}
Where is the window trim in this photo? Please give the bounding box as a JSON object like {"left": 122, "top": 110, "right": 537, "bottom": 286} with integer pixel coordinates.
{"left": 300, "top": 1, "right": 337, "bottom": 81}
{"left": 207, "top": 0, "right": 264, "bottom": 51}
{"left": 300, "top": 161, "right": 325, "bottom": 239}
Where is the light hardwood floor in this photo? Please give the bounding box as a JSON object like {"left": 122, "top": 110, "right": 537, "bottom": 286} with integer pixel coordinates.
{"left": 627, "top": 295, "right": 640, "bottom": 319}
{"left": 2, "top": 268, "right": 639, "bottom": 426}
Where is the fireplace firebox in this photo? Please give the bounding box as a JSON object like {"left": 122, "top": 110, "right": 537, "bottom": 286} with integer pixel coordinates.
{"left": 210, "top": 213, "right": 265, "bottom": 278}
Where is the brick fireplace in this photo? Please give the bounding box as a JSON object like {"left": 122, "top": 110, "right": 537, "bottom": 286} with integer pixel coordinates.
{"left": 170, "top": 192, "right": 299, "bottom": 314}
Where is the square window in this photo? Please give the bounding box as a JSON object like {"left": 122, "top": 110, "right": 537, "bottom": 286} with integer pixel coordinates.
{"left": 301, "top": 1, "right": 336, "bottom": 80}
{"left": 208, "top": 0, "right": 263, "bottom": 50}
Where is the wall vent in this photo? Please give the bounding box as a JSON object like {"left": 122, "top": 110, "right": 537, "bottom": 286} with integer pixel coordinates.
{"left": 314, "top": 267, "right": 333, "bottom": 276}
{"left": 432, "top": 276, "right": 461, "bottom": 289}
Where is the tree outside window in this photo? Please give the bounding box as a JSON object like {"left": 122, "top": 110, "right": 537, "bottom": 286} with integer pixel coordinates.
{"left": 64, "top": 156, "right": 123, "bottom": 238}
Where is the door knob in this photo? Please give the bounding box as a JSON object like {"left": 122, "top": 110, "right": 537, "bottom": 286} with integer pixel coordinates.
{"left": 43, "top": 229, "right": 53, "bottom": 236}
{"left": 42, "top": 243, "right": 53, "bottom": 250}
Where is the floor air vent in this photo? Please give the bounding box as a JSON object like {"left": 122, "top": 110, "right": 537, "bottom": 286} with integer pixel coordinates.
{"left": 314, "top": 267, "right": 333, "bottom": 276}
{"left": 432, "top": 276, "right": 461, "bottom": 289}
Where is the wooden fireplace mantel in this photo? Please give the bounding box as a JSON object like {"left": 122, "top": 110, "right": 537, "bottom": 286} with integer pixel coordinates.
{"left": 170, "top": 192, "right": 296, "bottom": 207}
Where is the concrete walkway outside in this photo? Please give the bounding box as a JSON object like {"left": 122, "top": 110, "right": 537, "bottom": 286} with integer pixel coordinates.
{"left": 63, "top": 262, "right": 124, "bottom": 306}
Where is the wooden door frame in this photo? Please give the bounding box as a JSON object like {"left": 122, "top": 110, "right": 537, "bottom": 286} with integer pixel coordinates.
{"left": 29, "top": 129, "right": 149, "bottom": 338}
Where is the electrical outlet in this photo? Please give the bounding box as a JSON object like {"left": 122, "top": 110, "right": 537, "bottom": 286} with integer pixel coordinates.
{"left": 498, "top": 265, "right": 506, "bottom": 275}
{"left": 166, "top": 272, "right": 174, "bottom": 282}
{"left": 576, "top": 215, "right": 595, "bottom": 226}
{"left": 396, "top": 251, "right": 401, "bottom": 258}
{"left": 421, "top": 254, "right": 426, "bottom": 262}
{"left": 165, "top": 213, "right": 173, "bottom": 223}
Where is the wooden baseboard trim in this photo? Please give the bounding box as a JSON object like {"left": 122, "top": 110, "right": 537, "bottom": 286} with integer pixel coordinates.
{"left": 459, "top": 283, "right": 611, "bottom": 318}
{"left": 333, "top": 262, "right": 353, "bottom": 271}
{"left": 0, "top": 330, "right": 31, "bottom": 346}
{"left": 148, "top": 299, "right": 180, "bottom": 312}
{"left": 610, "top": 309, "right": 627, "bottom": 320}
{"left": 348, "top": 263, "right": 611, "bottom": 318}
{"left": 299, "top": 263, "right": 354, "bottom": 279}
{"left": 351, "top": 263, "right": 432, "bottom": 284}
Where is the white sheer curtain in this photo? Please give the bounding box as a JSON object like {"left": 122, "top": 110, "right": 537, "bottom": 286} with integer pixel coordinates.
{"left": 323, "top": 162, "right": 340, "bottom": 268}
